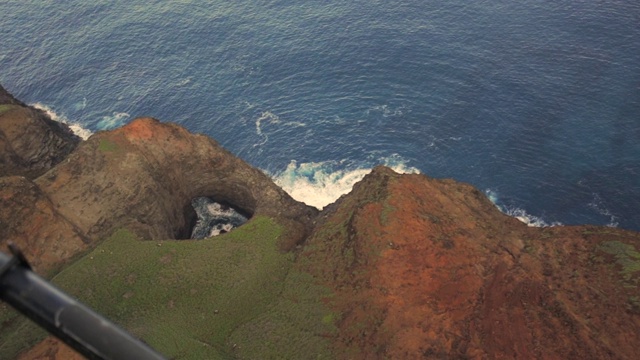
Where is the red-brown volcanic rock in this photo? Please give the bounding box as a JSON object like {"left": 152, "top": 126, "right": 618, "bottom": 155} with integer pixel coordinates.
{"left": 0, "top": 176, "right": 87, "bottom": 272}
{"left": 2, "top": 116, "right": 317, "bottom": 274}
{"left": 16, "top": 338, "right": 83, "bottom": 360}
{"left": 300, "top": 166, "right": 640, "bottom": 359}
{"left": 34, "top": 117, "right": 317, "bottom": 244}
{"left": 3, "top": 86, "right": 640, "bottom": 359}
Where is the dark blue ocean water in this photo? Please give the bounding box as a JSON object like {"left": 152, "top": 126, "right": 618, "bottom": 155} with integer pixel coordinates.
{"left": 2, "top": 1, "right": 639, "bottom": 230}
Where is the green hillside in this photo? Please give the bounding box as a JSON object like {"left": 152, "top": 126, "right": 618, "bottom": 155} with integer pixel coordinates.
{"left": 0, "top": 216, "right": 336, "bottom": 359}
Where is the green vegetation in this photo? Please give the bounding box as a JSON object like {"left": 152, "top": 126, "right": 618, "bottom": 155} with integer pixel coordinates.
{"left": 0, "top": 216, "right": 336, "bottom": 359}
{"left": 0, "top": 104, "right": 17, "bottom": 115}
{"left": 98, "top": 138, "right": 119, "bottom": 152}
{"left": 582, "top": 228, "right": 640, "bottom": 237}
{"left": 628, "top": 296, "right": 640, "bottom": 313}
{"left": 598, "top": 241, "right": 640, "bottom": 285}
{"left": 227, "top": 270, "right": 337, "bottom": 359}
{"left": 0, "top": 306, "right": 48, "bottom": 359}
{"left": 380, "top": 201, "right": 396, "bottom": 226}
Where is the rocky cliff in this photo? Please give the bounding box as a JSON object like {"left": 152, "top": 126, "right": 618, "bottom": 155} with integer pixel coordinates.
{"left": 0, "top": 85, "right": 80, "bottom": 179}
{"left": 34, "top": 117, "right": 317, "bottom": 244}
{"left": 299, "top": 166, "right": 640, "bottom": 358}
{"left": 1, "top": 86, "right": 640, "bottom": 359}
{"left": 1, "top": 113, "right": 316, "bottom": 271}
{"left": 1, "top": 85, "right": 85, "bottom": 272}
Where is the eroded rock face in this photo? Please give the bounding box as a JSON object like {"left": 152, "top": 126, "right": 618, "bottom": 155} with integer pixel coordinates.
{"left": 0, "top": 176, "right": 87, "bottom": 272}
{"left": 0, "top": 85, "right": 80, "bottom": 179}
{"left": 301, "top": 166, "right": 640, "bottom": 359}
{"left": 1, "top": 88, "right": 315, "bottom": 273}
{"left": 34, "top": 117, "right": 317, "bottom": 245}
{"left": 0, "top": 84, "right": 28, "bottom": 106}
{"left": 3, "top": 85, "right": 640, "bottom": 359}
{"left": 16, "top": 337, "right": 84, "bottom": 360}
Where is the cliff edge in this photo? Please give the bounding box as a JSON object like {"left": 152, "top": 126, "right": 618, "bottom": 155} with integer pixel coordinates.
{"left": 34, "top": 117, "right": 317, "bottom": 245}
{"left": 0, "top": 84, "right": 80, "bottom": 179}
{"left": 299, "top": 166, "right": 640, "bottom": 358}
{"left": 1, "top": 85, "right": 640, "bottom": 359}
{"left": 1, "top": 115, "right": 317, "bottom": 272}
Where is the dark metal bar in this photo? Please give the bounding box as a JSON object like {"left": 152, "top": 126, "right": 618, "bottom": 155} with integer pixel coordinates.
{"left": 0, "top": 246, "right": 166, "bottom": 360}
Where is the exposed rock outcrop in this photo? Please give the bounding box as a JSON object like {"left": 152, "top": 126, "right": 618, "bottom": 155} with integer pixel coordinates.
{"left": 299, "top": 166, "right": 640, "bottom": 359}
{"left": 15, "top": 338, "right": 82, "bottom": 360}
{"left": 0, "top": 85, "right": 80, "bottom": 179}
{"left": 0, "top": 176, "right": 87, "bottom": 272}
{"left": 0, "top": 84, "right": 30, "bottom": 107}
{"left": 1, "top": 115, "right": 317, "bottom": 273}
{"left": 2, "top": 85, "right": 640, "bottom": 359}
{"left": 1, "top": 84, "right": 316, "bottom": 273}
{"left": 34, "top": 117, "right": 317, "bottom": 244}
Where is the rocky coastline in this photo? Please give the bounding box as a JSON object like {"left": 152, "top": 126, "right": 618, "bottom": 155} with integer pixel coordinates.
{"left": 2, "top": 84, "right": 640, "bottom": 359}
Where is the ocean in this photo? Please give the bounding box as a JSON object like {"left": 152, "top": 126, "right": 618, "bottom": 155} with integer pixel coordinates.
{"left": 2, "top": 1, "right": 639, "bottom": 230}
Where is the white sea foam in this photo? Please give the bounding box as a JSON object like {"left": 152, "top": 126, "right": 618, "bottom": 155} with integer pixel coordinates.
{"left": 588, "top": 193, "right": 619, "bottom": 227}
{"left": 367, "top": 104, "right": 406, "bottom": 117}
{"left": 72, "top": 97, "right": 87, "bottom": 111}
{"left": 176, "top": 77, "right": 192, "bottom": 86}
{"left": 191, "top": 198, "right": 248, "bottom": 239}
{"left": 484, "top": 189, "right": 499, "bottom": 204}
{"left": 97, "top": 111, "right": 130, "bottom": 130}
{"left": 254, "top": 110, "right": 306, "bottom": 147}
{"left": 31, "top": 102, "right": 93, "bottom": 140}
{"left": 503, "top": 207, "right": 560, "bottom": 227}
{"left": 210, "top": 223, "right": 234, "bottom": 237}
{"left": 205, "top": 202, "right": 242, "bottom": 218}
{"left": 484, "top": 189, "right": 561, "bottom": 227}
{"left": 205, "top": 202, "right": 248, "bottom": 237}
{"left": 273, "top": 156, "right": 420, "bottom": 210}
{"left": 254, "top": 111, "right": 280, "bottom": 146}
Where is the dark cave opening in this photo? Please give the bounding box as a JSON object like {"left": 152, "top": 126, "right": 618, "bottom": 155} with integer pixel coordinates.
{"left": 188, "top": 197, "right": 251, "bottom": 239}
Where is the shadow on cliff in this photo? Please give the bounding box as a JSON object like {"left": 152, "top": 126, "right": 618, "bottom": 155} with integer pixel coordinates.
{"left": 40, "top": 117, "right": 318, "bottom": 242}
{"left": 0, "top": 97, "right": 317, "bottom": 269}
{"left": 3, "top": 84, "right": 640, "bottom": 359}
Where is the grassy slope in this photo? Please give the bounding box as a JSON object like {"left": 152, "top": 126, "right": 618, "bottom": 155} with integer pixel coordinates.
{"left": 0, "top": 216, "right": 336, "bottom": 359}
{"left": 0, "top": 104, "right": 18, "bottom": 115}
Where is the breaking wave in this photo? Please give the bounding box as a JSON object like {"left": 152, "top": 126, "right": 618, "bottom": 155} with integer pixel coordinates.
{"left": 273, "top": 155, "right": 420, "bottom": 210}
{"left": 484, "top": 189, "right": 562, "bottom": 227}
{"left": 97, "top": 111, "right": 131, "bottom": 130}
{"left": 31, "top": 103, "right": 92, "bottom": 140}
{"left": 190, "top": 197, "right": 248, "bottom": 239}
